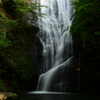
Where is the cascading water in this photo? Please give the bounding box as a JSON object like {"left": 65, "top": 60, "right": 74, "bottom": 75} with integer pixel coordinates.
{"left": 36, "top": 0, "right": 74, "bottom": 92}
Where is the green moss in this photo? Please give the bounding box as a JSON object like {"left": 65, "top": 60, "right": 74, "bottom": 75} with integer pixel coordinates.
{"left": 0, "top": 80, "right": 7, "bottom": 91}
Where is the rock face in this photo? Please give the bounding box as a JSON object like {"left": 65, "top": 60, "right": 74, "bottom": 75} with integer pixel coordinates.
{"left": 0, "top": 92, "right": 18, "bottom": 100}
{"left": 30, "top": 0, "right": 36, "bottom": 3}
{"left": 73, "top": 36, "right": 100, "bottom": 93}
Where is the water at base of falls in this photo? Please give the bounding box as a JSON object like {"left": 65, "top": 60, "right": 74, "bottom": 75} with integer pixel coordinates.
{"left": 18, "top": 92, "right": 100, "bottom": 100}
{"left": 35, "top": 0, "right": 75, "bottom": 92}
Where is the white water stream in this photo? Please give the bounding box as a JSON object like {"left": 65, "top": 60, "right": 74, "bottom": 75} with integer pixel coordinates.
{"left": 35, "top": 0, "right": 74, "bottom": 91}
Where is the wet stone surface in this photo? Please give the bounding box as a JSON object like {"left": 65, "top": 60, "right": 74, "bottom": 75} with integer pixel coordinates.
{"left": 0, "top": 92, "right": 18, "bottom": 100}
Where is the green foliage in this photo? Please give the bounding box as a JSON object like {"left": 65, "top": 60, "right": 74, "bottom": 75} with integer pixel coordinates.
{"left": 10, "top": 80, "right": 23, "bottom": 90}
{"left": 0, "top": 80, "right": 7, "bottom": 91}
{"left": 70, "top": 0, "right": 100, "bottom": 45}
{"left": 0, "top": 21, "right": 37, "bottom": 80}
{"left": 3, "top": 0, "right": 29, "bottom": 18}
{"left": 0, "top": 70, "right": 6, "bottom": 75}
{"left": 0, "top": 0, "right": 42, "bottom": 91}
{"left": 0, "top": 13, "right": 11, "bottom": 48}
{"left": 3, "top": 0, "right": 46, "bottom": 19}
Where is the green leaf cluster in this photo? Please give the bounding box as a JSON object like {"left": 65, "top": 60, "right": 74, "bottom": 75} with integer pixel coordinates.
{"left": 3, "top": 0, "right": 29, "bottom": 18}
{"left": 70, "top": 0, "right": 100, "bottom": 45}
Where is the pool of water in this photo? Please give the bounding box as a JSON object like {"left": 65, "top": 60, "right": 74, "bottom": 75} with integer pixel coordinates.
{"left": 17, "top": 91, "right": 100, "bottom": 100}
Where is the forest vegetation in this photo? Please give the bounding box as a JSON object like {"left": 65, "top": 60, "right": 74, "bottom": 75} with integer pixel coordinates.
{"left": 0, "top": 0, "right": 43, "bottom": 92}
{"left": 71, "top": 0, "right": 100, "bottom": 92}
{"left": 71, "top": 0, "right": 100, "bottom": 49}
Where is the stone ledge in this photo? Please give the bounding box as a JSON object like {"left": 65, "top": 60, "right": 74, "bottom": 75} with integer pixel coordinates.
{"left": 0, "top": 92, "right": 18, "bottom": 100}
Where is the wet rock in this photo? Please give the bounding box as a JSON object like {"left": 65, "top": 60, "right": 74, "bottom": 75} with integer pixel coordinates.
{"left": 0, "top": 92, "right": 18, "bottom": 100}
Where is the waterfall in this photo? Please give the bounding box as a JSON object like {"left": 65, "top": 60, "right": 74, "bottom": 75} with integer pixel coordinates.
{"left": 35, "top": 0, "right": 74, "bottom": 92}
